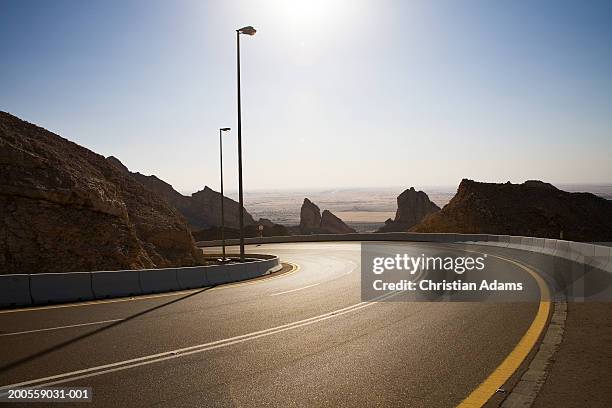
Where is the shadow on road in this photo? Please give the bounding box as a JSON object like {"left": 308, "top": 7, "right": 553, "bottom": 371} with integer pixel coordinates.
{"left": 0, "top": 287, "right": 213, "bottom": 375}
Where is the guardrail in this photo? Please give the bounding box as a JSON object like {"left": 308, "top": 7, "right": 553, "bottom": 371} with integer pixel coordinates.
{"left": 200, "top": 233, "right": 612, "bottom": 301}
{"left": 3, "top": 233, "right": 610, "bottom": 309}
{"left": 0, "top": 255, "right": 281, "bottom": 308}
{"left": 197, "top": 232, "right": 612, "bottom": 274}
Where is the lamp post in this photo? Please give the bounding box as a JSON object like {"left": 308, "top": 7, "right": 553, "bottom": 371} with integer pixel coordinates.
{"left": 236, "top": 25, "right": 256, "bottom": 262}
{"left": 219, "top": 127, "right": 231, "bottom": 262}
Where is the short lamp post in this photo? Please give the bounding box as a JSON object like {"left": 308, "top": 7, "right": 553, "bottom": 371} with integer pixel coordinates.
{"left": 219, "top": 127, "right": 231, "bottom": 262}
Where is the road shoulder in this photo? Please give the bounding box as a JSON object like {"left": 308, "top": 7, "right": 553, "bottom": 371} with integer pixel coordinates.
{"left": 531, "top": 302, "right": 612, "bottom": 408}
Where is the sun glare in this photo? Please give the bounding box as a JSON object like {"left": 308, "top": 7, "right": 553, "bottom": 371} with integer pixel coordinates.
{"left": 270, "top": 0, "right": 346, "bottom": 30}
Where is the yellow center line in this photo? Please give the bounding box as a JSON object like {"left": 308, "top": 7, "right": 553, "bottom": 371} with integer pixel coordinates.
{"left": 457, "top": 254, "right": 551, "bottom": 408}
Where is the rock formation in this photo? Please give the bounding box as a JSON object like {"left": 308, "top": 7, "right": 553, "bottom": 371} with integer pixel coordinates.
{"left": 378, "top": 187, "right": 440, "bottom": 232}
{"left": 299, "top": 198, "right": 356, "bottom": 234}
{"left": 107, "top": 156, "right": 256, "bottom": 230}
{"left": 192, "top": 186, "right": 256, "bottom": 229}
{"left": 299, "top": 198, "right": 322, "bottom": 233}
{"left": 321, "top": 210, "right": 356, "bottom": 234}
{"left": 412, "top": 179, "right": 612, "bottom": 242}
{"left": 0, "top": 112, "right": 203, "bottom": 274}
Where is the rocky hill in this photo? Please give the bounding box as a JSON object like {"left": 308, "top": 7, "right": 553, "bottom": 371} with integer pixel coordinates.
{"left": 412, "top": 179, "right": 612, "bottom": 241}
{"left": 299, "top": 198, "right": 356, "bottom": 234}
{"left": 378, "top": 187, "right": 440, "bottom": 232}
{"left": 107, "top": 156, "right": 256, "bottom": 231}
{"left": 0, "top": 112, "right": 203, "bottom": 274}
{"left": 107, "top": 156, "right": 289, "bottom": 240}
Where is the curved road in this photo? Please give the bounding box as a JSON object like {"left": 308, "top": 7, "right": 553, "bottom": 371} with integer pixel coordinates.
{"left": 0, "top": 242, "right": 540, "bottom": 407}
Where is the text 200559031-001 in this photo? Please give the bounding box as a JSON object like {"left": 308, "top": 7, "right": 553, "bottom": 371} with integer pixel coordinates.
{"left": 0, "top": 387, "right": 92, "bottom": 403}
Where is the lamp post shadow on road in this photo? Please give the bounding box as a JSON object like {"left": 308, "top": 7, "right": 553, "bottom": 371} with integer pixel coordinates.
{"left": 236, "top": 25, "right": 256, "bottom": 263}
{"left": 218, "top": 127, "right": 231, "bottom": 262}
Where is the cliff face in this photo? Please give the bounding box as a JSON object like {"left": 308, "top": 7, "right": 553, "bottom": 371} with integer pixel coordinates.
{"left": 299, "top": 198, "right": 356, "bottom": 234}
{"left": 108, "top": 157, "right": 256, "bottom": 231}
{"left": 378, "top": 187, "right": 440, "bottom": 232}
{"left": 0, "top": 112, "right": 203, "bottom": 274}
{"left": 412, "top": 179, "right": 612, "bottom": 242}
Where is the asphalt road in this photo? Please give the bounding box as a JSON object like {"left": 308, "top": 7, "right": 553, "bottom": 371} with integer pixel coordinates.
{"left": 0, "top": 242, "right": 540, "bottom": 407}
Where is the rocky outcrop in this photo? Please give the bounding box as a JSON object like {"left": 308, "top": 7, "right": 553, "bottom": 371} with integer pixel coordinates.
{"left": 299, "top": 198, "right": 322, "bottom": 233}
{"left": 378, "top": 187, "right": 440, "bottom": 232}
{"left": 107, "top": 157, "right": 256, "bottom": 230}
{"left": 191, "top": 187, "right": 256, "bottom": 229}
{"left": 0, "top": 112, "right": 203, "bottom": 274}
{"left": 321, "top": 210, "right": 356, "bottom": 234}
{"left": 412, "top": 179, "right": 612, "bottom": 242}
{"left": 299, "top": 198, "right": 356, "bottom": 234}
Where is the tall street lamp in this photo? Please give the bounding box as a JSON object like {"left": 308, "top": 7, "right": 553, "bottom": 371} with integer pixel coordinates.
{"left": 219, "top": 127, "right": 231, "bottom": 262}
{"left": 236, "top": 25, "right": 256, "bottom": 262}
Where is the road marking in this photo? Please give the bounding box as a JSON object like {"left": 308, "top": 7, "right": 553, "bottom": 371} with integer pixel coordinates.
{"left": 0, "top": 319, "right": 123, "bottom": 337}
{"left": 0, "top": 262, "right": 300, "bottom": 315}
{"left": 457, "top": 254, "right": 551, "bottom": 408}
{"left": 0, "top": 291, "right": 398, "bottom": 392}
{"left": 269, "top": 283, "right": 320, "bottom": 296}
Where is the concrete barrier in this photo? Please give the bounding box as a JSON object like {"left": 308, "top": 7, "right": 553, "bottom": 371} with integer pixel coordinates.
{"left": 555, "top": 240, "right": 572, "bottom": 260}
{"left": 92, "top": 270, "right": 142, "bottom": 299}
{"left": 543, "top": 239, "right": 557, "bottom": 255}
{"left": 242, "top": 263, "right": 261, "bottom": 280}
{"left": 6, "top": 231, "right": 611, "bottom": 309}
{"left": 518, "top": 237, "right": 531, "bottom": 251}
{"left": 530, "top": 238, "right": 545, "bottom": 252}
{"left": 228, "top": 263, "right": 250, "bottom": 282}
{"left": 594, "top": 245, "right": 612, "bottom": 273}
{"left": 206, "top": 264, "right": 232, "bottom": 286}
{"left": 470, "top": 234, "right": 489, "bottom": 243}
{"left": 0, "top": 275, "right": 31, "bottom": 307}
{"left": 482, "top": 235, "right": 507, "bottom": 248}
{"left": 569, "top": 242, "right": 595, "bottom": 263}
{"left": 500, "top": 235, "right": 512, "bottom": 248}
{"left": 1, "top": 253, "right": 280, "bottom": 309}
{"left": 256, "top": 261, "right": 271, "bottom": 277}
{"left": 269, "top": 263, "right": 283, "bottom": 273}
{"left": 508, "top": 236, "right": 522, "bottom": 249}
{"left": 251, "top": 259, "right": 279, "bottom": 278}
{"left": 176, "top": 266, "right": 210, "bottom": 290}
{"left": 482, "top": 235, "right": 501, "bottom": 246}
{"left": 139, "top": 268, "right": 180, "bottom": 294}
{"left": 30, "top": 272, "right": 94, "bottom": 304}
{"left": 200, "top": 233, "right": 612, "bottom": 278}
{"left": 198, "top": 234, "right": 611, "bottom": 277}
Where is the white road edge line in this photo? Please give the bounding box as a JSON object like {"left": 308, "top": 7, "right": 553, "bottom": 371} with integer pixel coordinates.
{"left": 269, "top": 283, "right": 320, "bottom": 296}
{"left": 0, "top": 319, "right": 123, "bottom": 337}
{"left": 0, "top": 291, "right": 398, "bottom": 393}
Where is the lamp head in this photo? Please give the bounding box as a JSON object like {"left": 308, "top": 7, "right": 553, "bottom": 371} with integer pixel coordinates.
{"left": 220, "top": 127, "right": 231, "bottom": 132}
{"left": 237, "top": 26, "right": 256, "bottom": 36}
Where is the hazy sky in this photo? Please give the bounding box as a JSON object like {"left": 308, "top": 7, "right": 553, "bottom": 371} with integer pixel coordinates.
{"left": 2, "top": 0, "right": 611, "bottom": 193}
